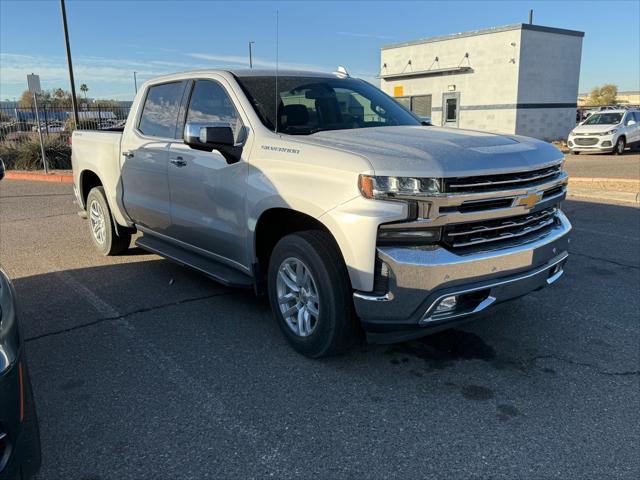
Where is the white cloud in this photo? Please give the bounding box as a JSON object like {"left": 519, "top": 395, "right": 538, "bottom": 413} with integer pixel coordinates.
{"left": 186, "top": 52, "right": 329, "bottom": 72}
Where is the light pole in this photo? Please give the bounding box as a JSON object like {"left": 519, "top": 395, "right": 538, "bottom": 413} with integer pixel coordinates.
{"left": 134, "top": 71, "right": 138, "bottom": 94}
{"left": 60, "top": 0, "right": 79, "bottom": 126}
{"left": 248, "top": 41, "right": 255, "bottom": 69}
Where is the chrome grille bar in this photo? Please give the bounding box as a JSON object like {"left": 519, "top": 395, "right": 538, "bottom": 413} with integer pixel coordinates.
{"left": 447, "top": 208, "right": 556, "bottom": 237}
{"left": 445, "top": 164, "right": 562, "bottom": 192}
{"left": 443, "top": 207, "right": 559, "bottom": 249}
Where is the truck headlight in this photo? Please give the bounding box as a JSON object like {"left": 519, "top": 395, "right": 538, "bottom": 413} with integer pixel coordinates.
{"left": 359, "top": 175, "right": 441, "bottom": 199}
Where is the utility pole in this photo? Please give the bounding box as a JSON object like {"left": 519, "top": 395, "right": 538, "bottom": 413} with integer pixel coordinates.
{"left": 248, "top": 41, "right": 255, "bottom": 68}
{"left": 60, "top": 0, "right": 79, "bottom": 126}
{"left": 134, "top": 71, "right": 138, "bottom": 94}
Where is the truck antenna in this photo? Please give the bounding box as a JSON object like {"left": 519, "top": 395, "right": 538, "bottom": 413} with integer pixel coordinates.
{"left": 275, "top": 9, "right": 279, "bottom": 134}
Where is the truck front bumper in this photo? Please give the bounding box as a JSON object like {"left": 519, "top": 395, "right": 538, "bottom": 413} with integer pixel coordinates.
{"left": 354, "top": 210, "right": 571, "bottom": 344}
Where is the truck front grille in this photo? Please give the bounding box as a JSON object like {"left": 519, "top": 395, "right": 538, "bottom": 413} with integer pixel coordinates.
{"left": 442, "top": 207, "right": 559, "bottom": 250}
{"left": 443, "top": 163, "right": 563, "bottom": 193}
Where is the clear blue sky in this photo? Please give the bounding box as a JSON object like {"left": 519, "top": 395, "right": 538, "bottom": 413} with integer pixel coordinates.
{"left": 1, "top": 0, "right": 638, "bottom": 101}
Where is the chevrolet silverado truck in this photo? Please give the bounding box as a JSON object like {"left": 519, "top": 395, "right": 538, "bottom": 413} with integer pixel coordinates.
{"left": 71, "top": 70, "right": 571, "bottom": 357}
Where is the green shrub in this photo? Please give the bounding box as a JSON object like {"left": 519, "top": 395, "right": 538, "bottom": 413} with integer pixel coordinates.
{"left": 0, "top": 137, "right": 71, "bottom": 170}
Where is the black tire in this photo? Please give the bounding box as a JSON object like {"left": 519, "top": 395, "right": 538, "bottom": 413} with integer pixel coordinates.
{"left": 267, "top": 230, "right": 357, "bottom": 358}
{"left": 613, "top": 136, "right": 626, "bottom": 155}
{"left": 86, "top": 186, "right": 130, "bottom": 255}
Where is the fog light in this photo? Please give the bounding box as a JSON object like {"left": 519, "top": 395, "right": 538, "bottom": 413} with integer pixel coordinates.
{"left": 601, "top": 141, "right": 612, "bottom": 147}
{"left": 435, "top": 295, "right": 457, "bottom": 313}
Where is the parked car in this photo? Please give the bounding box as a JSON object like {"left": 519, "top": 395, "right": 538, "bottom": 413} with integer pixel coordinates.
{"left": 568, "top": 109, "right": 640, "bottom": 154}
{"left": 31, "top": 122, "right": 65, "bottom": 133}
{"left": 0, "top": 265, "right": 41, "bottom": 478}
{"left": 71, "top": 69, "right": 571, "bottom": 357}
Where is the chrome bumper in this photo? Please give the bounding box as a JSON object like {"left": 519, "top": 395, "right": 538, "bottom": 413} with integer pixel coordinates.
{"left": 354, "top": 210, "right": 571, "bottom": 339}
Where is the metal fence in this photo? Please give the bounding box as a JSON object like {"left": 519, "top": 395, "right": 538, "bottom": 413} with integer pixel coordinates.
{"left": 0, "top": 105, "right": 131, "bottom": 146}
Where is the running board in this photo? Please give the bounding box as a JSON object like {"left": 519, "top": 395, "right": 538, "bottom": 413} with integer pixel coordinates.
{"left": 136, "top": 234, "right": 253, "bottom": 288}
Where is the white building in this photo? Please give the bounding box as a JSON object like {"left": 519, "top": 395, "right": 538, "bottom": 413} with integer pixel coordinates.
{"left": 380, "top": 23, "right": 584, "bottom": 141}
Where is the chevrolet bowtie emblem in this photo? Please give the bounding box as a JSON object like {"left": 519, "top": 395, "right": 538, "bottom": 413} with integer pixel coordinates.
{"left": 517, "top": 191, "right": 543, "bottom": 209}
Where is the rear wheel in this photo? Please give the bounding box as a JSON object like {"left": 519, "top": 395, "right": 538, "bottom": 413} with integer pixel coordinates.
{"left": 267, "top": 230, "right": 357, "bottom": 358}
{"left": 613, "top": 136, "right": 626, "bottom": 155}
{"left": 86, "top": 186, "right": 130, "bottom": 256}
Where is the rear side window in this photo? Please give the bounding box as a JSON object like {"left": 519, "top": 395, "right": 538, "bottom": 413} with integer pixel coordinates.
{"left": 138, "top": 81, "right": 186, "bottom": 138}
{"left": 186, "top": 80, "right": 240, "bottom": 134}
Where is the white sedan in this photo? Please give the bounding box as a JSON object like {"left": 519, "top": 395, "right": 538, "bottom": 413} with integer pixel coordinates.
{"left": 568, "top": 109, "right": 640, "bottom": 155}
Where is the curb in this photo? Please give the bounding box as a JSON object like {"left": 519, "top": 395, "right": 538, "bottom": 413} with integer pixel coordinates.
{"left": 4, "top": 171, "right": 73, "bottom": 184}
{"left": 568, "top": 177, "right": 640, "bottom": 193}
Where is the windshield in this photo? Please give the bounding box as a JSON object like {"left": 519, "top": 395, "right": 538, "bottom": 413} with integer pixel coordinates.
{"left": 234, "top": 75, "right": 420, "bottom": 134}
{"left": 583, "top": 113, "right": 623, "bottom": 125}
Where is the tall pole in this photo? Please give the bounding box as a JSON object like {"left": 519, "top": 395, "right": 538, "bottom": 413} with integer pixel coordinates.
{"left": 32, "top": 93, "right": 48, "bottom": 173}
{"left": 60, "top": 0, "right": 79, "bottom": 126}
{"left": 134, "top": 71, "right": 138, "bottom": 94}
{"left": 248, "top": 41, "right": 254, "bottom": 68}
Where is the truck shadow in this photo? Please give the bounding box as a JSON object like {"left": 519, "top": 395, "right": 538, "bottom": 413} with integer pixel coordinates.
{"left": 14, "top": 201, "right": 640, "bottom": 374}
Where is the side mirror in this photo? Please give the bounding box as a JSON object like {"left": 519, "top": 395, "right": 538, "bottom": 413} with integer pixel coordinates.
{"left": 184, "top": 121, "right": 242, "bottom": 164}
{"left": 200, "top": 126, "right": 234, "bottom": 146}
{"left": 628, "top": 120, "right": 637, "bottom": 126}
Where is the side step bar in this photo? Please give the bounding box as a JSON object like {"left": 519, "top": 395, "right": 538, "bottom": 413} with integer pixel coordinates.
{"left": 136, "top": 234, "right": 253, "bottom": 289}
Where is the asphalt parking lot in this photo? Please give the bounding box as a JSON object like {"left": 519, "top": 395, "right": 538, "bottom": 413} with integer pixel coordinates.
{"left": 0, "top": 179, "right": 638, "bottom": 479}
{"left": 563, "top": 151, "right": 640, "bottom": 179}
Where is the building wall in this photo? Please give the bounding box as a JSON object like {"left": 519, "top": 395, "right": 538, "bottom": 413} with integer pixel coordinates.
{"left": 380, "top": 28, "right": 522, "bottom": 132}
{"left": 515, "top": 28, "right": 583, "bottom": 140}
{"left": 380, "top": 24, "right": 583, "bottom": 140}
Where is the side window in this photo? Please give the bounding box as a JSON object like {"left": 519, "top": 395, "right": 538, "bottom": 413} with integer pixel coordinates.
{"left": 186, "top": 80, "right": 240, "bottom": 135}
{"left": 138, "top": 81, "right": 186, "bottom": 138}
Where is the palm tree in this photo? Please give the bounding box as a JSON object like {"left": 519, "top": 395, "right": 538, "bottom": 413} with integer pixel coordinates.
{"left": 80, "top": 84, "right": 88, "bottom": 101}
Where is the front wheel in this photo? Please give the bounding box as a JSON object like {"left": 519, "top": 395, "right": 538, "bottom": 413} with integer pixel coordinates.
{"left": 267, "top": 230, "right": 357, "bottom": 358}
{"left": 86, "top": 186, "right": 131, "bottom": 256}
{"left": 613, "top": 137, "right": 626, "bottom": 155}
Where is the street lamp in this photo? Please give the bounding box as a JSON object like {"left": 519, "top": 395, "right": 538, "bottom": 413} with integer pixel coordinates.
{"left": 60, "top": 0, "right": 79, "bottom": 126}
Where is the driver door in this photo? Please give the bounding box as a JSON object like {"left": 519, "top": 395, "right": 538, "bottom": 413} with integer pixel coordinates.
{"left": 167, "top": 79, "right": 248, "bottom": 270}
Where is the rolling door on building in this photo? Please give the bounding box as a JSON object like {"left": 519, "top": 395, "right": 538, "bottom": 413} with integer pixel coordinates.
{"left": 396, "top": 95, "right": 432, "bottom": 117}
{"left": 410, "top": 95, "right": 432, "bottom": 117}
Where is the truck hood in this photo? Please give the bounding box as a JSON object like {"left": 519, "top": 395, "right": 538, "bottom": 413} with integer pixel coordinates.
{"left": 300, "top": 126, "right": 563, "bottom": 177}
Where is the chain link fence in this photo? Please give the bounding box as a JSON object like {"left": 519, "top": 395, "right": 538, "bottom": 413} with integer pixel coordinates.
{"left": 0, "top": 104, "right": 131, "bottom": 170}
{"left": 0, "top": 105, "right": 131, "bottom": 147}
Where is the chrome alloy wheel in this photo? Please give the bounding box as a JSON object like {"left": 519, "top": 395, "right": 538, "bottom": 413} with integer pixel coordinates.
{"left": 89, "top": 199, "right": 106, "bottom": 245}
{"left": 616, "top": 138, "right": 625, "bottom": 154}
{"left": 276, "top": 257, "right": 320, "bottom": 337}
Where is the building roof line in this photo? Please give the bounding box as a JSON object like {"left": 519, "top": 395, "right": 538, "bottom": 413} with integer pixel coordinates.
{"left": 381, "top": 23, "right": 584, "bottom": 50}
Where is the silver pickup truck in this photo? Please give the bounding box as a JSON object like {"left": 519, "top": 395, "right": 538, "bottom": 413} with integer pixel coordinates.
{"left": 72, "top": 69, "right": 571, "bottom": 357}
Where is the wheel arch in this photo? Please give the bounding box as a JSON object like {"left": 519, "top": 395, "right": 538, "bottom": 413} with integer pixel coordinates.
{"left": 79, "top": 169, "right": 103, "bottom": 208}
{"left": 253, "top": 207, "right": 349, "bottom": 293}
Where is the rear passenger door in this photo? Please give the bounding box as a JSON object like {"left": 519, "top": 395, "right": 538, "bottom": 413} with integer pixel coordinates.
{"left": 120, "top": 81, "right": 188, "bottom": 234}
{"left": 166, "top": 78, "right": 249, "bottom": 270}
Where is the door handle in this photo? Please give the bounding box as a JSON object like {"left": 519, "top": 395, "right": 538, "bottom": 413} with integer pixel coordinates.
{"left": 170, "top": 157, "right": 187, "bottom": 167}
{"left": 122, "top": 151, "right": 134, "bottom": 159}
